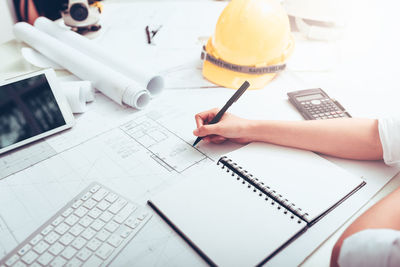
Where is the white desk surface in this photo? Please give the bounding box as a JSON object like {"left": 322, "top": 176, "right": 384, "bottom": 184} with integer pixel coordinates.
{"left": 1, "top": 0, "right": 400, "bottom": 266}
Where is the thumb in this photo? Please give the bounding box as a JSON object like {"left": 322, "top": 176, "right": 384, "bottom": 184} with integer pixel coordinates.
{"left": 193, "top": 124, "right": 220, "bottom": 137}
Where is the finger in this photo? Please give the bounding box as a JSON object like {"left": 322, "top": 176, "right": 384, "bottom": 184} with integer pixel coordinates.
{"left": 194, "top": 124, "right": 221, "bottom": 137}
{"left": 195, "top": 108, "right": 220, "bottom": 126}
{"left": 209, "top": 136, "right": 226, "bottom": 144}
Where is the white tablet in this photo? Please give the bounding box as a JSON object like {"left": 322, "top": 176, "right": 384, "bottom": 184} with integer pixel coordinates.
{"left": 0, "top": 69, "right": 74, "bottom": 155}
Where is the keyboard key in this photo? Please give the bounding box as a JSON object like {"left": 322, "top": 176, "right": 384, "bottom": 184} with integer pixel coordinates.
{"left": 5, "top": 254, "right": 19, "bottom": 266}
{"left": 30, "top": 262, "right": 42, "bottom": 267}
{"left": 37, "top": 252, "right": 54, "bottom": 265}
{"left": 74, "top": 207, "right": 89, "bottom": 218}
{"left": 119, "top": 226, "right": 133, "bottom": 239}
{"left": 137, "top": 211, "right": 149, "bottom": 221}
{"left": 30, "top": 234, "right": 43, "bottom": 246}
{"left": 62, "top": 208, "right": 74, "bottom": 218}
{"left": 12, "top": 261, "right": 26, "bottom": 267}
{"left": 99, "top": 211, "right": 113, "bottom": 223}
{"left": 113, "top": 204, "right": 136, "bottom": 224}
{"left": 79, "top": 216, "right": 93, "bottom": 228}
{"left": 107, "top": 234, "right": 123, "bottom": 247}
{"left": 72, "top": 200, "right": 83, "bottom": 209}
{"left": 105, "top": 193, "right": 118, "bottom": 203}
{"left": 92, "top": 188, "right": 108, "bottom": 202}
{"left": 82, "top": 255, "right": 103, "bottom": 267}
{"left": 52, "top": 216, "right": 64, "bottom": 227}
{"left": 65, "top": 257, "right": 82, "bottom": 267}
{"left": 50, "top": 256, "right": 67, "bottom": 267}
{"left": 65, "top": 214, "right": 79, "bottom": 226}
{"left": 61, "top": 246, "right": 77, "bottom": 260}
{"left": 96, "top": 229, "right": 111, "bottom": 242}
{"left": 83, "top": 199, "right": 97, "bottom": 210}
{"left": 33, "top": 240, "right": 49, "bottom": 254}
{"left": 17, "top": 244, "right": 31, "bottom": 256}
{"left": 59, "top": 233, "right": 75, "bottom": 246}
{"left": 89, "top": 184, "right": 100, "bottom": 193}
{"left": 96, "top": 243, "right": 114, "bottom": 260}
{"left": 76, "top": 248, "right": 92, "bottom": 261}
{"left": 81, "top": 192, "right": 92, "bottom": 201}
{"left": 97, "top": 200, "right": 110, "bottom": 211}
{"left": 21, "top": 251, "right": 38, "bottom": 265}
{"left": 48, "top": 242, "right": 64, "bottom": 256}
{"left": 125, "top": 217, "right": 140, "bottom": 229}
{"left": 90, "top": 220, "right": 105, "bottom": 231}
{"left": 70, "top": 224, "right": 85, "bottom": 236}
{"left": 55, "top": 223, "right": 70, "bottom": 235}
{"left": 87, "top": 238, "right": 102, "bottom": 251}
{"left": 81, "top": 228, "right": 96, "bottom": 240}
{"left": 71, "top": 237, "right": 87, "bottom": 250}
{"left": 88, "top": 208, "right": 102, "bottom": 219}
{"left": 105, "top": 221, "right": 119, "bottom": 233}
{"left": 109, "top": 199, "right": 127, "bottom": 214}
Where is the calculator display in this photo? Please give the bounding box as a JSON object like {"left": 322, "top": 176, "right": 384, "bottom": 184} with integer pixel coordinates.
{"left": 296, "top": 93, "right": 324, "bottom": 102}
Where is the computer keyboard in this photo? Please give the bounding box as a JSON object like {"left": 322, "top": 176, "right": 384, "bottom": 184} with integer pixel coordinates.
{"left": 0, "top": 182, "right": 152, "bottom": 267}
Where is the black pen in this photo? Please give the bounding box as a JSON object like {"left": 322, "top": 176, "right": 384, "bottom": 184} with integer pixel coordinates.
{"left": 192, "top": 81, "right": 250, "bottom": 147}
{"left": 145, "top": 26, "right": 151, "bottom": 44}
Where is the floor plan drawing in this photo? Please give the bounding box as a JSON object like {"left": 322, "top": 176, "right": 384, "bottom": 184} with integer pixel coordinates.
{"left": 120, "top": 115, "right": 207, "bottom": 173}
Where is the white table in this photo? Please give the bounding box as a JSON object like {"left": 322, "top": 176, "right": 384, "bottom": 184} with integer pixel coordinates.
{"left": 1, "top": 0, "right": 400, "bottom": 266}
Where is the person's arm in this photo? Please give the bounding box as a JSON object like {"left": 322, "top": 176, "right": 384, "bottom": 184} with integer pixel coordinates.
{"left": 330, "top": 186, "right": 400, "bottom": 267}
{"left": 17, "top": 0, "right": 39, "bottom": 24}
{"left": 193, "top": 108, "right": 383, "bottom": 161}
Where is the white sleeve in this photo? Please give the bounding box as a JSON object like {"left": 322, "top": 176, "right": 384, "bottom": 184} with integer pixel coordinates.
{"left": 378, "top": 117, "right": 400, "bottom": 166}
{"left": 338, "top": 229, "right": 400, "bottom": 267}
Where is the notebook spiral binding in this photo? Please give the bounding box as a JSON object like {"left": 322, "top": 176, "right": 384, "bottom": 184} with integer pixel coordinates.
{"left": 218, "top": 156, "right": 309, "bottom": 223}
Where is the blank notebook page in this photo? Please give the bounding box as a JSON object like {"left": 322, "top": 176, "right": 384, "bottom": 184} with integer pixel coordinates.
{"left": 150, "top": 165, "right": 307, "bottom": 266}
{"left": 224, "top": 142, "right": 364, "bottom": 222}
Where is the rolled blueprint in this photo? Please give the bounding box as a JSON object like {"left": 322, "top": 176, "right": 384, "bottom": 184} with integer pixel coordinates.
{"left": 61, "top": 83, "right": 87, "bottom": 113}
{"left": 13, "top": 22, "right": 150, "bottom": 109}
{"left": 34, "top": 17, "right": 164, "bottom": 97}
{"left": 21, "top": 47, "right": 63, "bottom": 70}
{"left": 61, "top": 81, "right": 95, "bottom": 102}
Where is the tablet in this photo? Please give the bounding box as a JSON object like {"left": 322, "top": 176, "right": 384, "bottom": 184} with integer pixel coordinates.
{"left": 0, "top": 69, "right": 74, "bottom": 155}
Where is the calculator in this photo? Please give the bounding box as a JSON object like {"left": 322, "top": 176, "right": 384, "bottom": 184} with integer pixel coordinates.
{"left": 287, "top": 88, "right": 351, "bottom": 120}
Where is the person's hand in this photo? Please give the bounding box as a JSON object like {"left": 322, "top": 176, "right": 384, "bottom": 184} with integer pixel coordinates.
{"left": 193, "top": 108, "right": 254, "bottom": 144}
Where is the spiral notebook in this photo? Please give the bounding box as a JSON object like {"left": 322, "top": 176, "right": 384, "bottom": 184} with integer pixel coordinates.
{"left": 148, "top": 142, "right": 365, "bottom": 266}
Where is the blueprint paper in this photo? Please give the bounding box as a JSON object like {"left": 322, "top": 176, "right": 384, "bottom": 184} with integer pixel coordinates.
{"left": 13, "top": 22, "right": 150, "bottom": 109}
{"left": 20, "top": 47, "right": 63, "bottom": 70}
{"left": 34, "top": 17, "right": 164, "bottom": 97}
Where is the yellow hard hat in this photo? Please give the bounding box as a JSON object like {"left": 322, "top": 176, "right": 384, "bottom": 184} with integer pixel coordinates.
{"left": 202, "top": 0, "right": 294, "bottom": 89}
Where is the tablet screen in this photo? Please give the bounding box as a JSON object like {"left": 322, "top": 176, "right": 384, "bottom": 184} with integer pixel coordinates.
{"left": 0, "top": 74, "right": 66, "bottom": 150}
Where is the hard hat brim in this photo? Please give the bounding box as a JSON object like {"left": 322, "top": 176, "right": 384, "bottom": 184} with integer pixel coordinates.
{"left": 202, "top": 60, "right": 277, "bottom": 90}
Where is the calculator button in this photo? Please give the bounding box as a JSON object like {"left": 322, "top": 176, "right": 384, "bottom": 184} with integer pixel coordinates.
{"left": 328, "top": 115, "right": 333, "bottom": 119}
{"left": 313, "top": 115, "right": 319, "bottom": 118}
{"left": 311, "top": 100, "right": 321, "bottom": 105}
{"left": 301, "top": 102, "right": 306, "bottom": 105}
{"left": 333, "top": 115, "right": 339, "bottom": 118}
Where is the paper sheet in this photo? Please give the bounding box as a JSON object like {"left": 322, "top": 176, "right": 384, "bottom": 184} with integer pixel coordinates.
{"left": 13, "top": 22, "right": 150, "bottom": 109}
{"left": 61, "top": 81, "right": 95, "bottom": 103}
{"left": 60, "top": 82, "right": 87, "bottom": 113}
{"left": 34, "top": 17, "right": 164, "bottom": 97}
{"left": 20, "top": 47, "right": 63, "bottom": 70}
{"left": 0, "top": 70, "right": 399, "bottom": 266}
